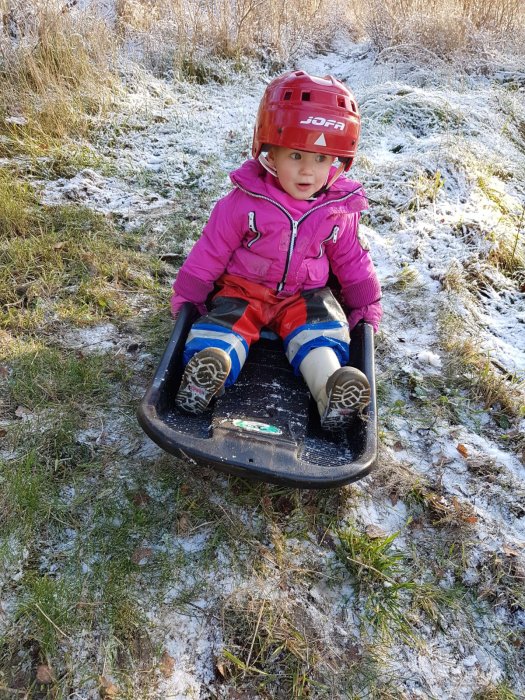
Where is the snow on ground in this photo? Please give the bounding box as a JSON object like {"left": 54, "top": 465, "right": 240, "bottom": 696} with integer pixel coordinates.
{"left": 12, "top": 31, "right": 525, "bottom": 699}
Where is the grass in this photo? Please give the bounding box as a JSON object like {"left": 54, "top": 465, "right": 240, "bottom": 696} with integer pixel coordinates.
{"left": 477, "top": 551, "right": 525, "bottom": 613}
{"left": 438, "top": 311, "right": 524, "bottom": 421}
{"left": 220, "top": 592, "right": 332, "bottom": 699}
{"left": 335, "top": 526, "right": 418, "bottom": 642}
{"left": 358, "top": 0, "right": 525, "bottom": 59}
{"left": 0, "top": 174, "right": 165, "bottom": 334}
{"left": 474, "top": 683, "right": 520, "bottom": 700}
{"left": 0, "top": 5, "right": 116, "bottom": 166}
{"left": 407, "top": 169, "right": 445, "bottom": 212}
{"left": 475, "top": 176, "right": 525, "bottom": 284}
{"left": 1, "top": 4, "right": 524, "bottom": 698}
{"left": 391, "top": 263, "right": 421, "bottom": 291}
{"left": 443, "top": 335, "right": 523, "bottom": 419}
{"left": 4, "top": 343, "right": 130, "bottom": 411}
{"left": 0, "top": 444, "right": 192, "bottom": 698}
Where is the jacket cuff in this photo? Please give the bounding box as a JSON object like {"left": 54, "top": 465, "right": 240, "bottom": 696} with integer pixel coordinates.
{"left": 342, "top": 277, "right": 382, "bottom": 309}
{"left": 173, "top": 268, "right": 214, "bottom": 303}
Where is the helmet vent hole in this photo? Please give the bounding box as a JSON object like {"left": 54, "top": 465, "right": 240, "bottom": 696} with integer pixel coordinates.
{"left": 337, "top": 96, "right": 346, "bottom": 107}
{"left": 284, "top": 91, "right": 292, "bottom": 100}
{"left": 301, "top": 92, "right": 311, "bottom": 101}
{"left": 350, "top": 101, "right": 357, "bottom": 112}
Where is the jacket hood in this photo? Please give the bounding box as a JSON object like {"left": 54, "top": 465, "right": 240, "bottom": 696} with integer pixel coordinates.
{"left": 229, "top": 158, "right": 368, "bottom": 214}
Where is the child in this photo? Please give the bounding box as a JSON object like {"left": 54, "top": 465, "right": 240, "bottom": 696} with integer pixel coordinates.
{"left": 170, "top": 70, "right": 382, "bottom": 432}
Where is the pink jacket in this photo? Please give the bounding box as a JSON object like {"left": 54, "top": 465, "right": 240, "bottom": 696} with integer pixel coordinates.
{"left": 172, "top": 159, "right": 382, "bottom": 329}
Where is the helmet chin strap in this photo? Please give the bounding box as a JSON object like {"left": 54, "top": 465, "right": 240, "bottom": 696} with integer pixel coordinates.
{"left": 313, "top": 161, "right": 346, "bottom": 197}
{"left": 325, "top": 161, "right": 346, "bottom": 189}
{"left": 258, "top": 153, "right": 278, "bottom": 177}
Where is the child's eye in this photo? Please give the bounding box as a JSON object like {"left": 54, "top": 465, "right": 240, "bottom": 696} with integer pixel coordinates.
{"left": 315, "top": 154, "right": 327, "bottom": 163}
{"left": 290, "top": 152, "right": 301, "bottom": 160}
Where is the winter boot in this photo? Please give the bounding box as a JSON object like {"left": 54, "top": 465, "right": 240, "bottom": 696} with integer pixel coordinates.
{"left": 321, "top": 365, "right": 370, "bottom": 432}
{"left": 299, "top": 346, "right": 370, "bottom": 432}
{"left": 175, "top": 347, "right": 231, "bottom": 414}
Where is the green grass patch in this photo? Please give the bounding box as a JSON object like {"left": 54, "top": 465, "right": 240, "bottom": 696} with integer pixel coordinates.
{"left": 0, "top": 168, "right": 40, "bottom": 238}
{"left": 335, "top": 526, "right": 417, "bottom": 642}
{"left": 1, "top": 450, "right": 60, "bottom": 536}
{"left": 4, "top": 341, "right": 130, "bottom": 411}
{"left": 0, "top": 181, "right": 165, "bottom": 332}
{"left": 474, "top": 682, "right": 520, "bottom": 700}
{"left": 15, "top": 573, "right": 81, "bottom": 658}
{"left": 0, "top": 418, "right": 97, "bottom": 540}
{"left": 0, "top": 131, "right": 117, "bottom": 179}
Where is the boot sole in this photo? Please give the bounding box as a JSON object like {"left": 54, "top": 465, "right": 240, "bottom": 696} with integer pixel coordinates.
{"left": 175, "top": 349, "right": 231, "bottom": 414}
{"left": 321, "top": 368, "right": 371, "bottom": 432}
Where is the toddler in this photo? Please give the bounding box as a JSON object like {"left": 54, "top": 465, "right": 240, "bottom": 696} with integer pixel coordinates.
{"left": 170, "top": 70, "right": 382, "bottom": 432}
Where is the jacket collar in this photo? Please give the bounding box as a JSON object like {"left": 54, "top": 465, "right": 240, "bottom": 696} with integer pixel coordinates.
{"left": 229, "top": 158, "right": 367, "bottom": 215}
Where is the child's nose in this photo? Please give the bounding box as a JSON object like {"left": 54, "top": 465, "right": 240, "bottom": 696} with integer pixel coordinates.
{"left": 300, "top": 160, "right": 314, "bottom": 174}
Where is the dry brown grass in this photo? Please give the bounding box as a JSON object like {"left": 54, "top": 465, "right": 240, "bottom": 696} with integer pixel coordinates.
{"left": 114, "top": 0, "right": 353, "bottom": 75}
{"left": 0, "top": 1, "right": 116, "bottom": 155}
{"left": 354, "top": 0, "right": 525, "bottom": 59}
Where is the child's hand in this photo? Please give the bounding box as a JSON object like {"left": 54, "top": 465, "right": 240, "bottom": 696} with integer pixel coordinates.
{"left": 171, "top": 293, "right": 208, "bottom": 318}
{"left": 348, "top": 301, "right": 382, "bottom": 333}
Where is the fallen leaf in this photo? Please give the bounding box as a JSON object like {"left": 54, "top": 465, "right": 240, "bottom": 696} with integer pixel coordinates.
{"left": 159, "top": 650, "right": 175, "bottom": 678}
{"left": 456, "top": 443, "right": 469, "bottom": 458}
{"left": 53, "top": 241, "right": 65, "bottom": 250}
{"left": 503, "top": 545, "right": 520, "bottom": 557}
{"left": 215, "top": 660, "right": 227, "bottom": 679}
{"left": 36, "top": 665, "right": 54, "bottom": 684}
{"left": 452, "top": 497, "right": 478, "bottom": 524}
{"left": 462, "top": 515, "right": 478, "bottom": 524}
{"left": 408, "top": 517, "right": 425, "bottom": 531}
{"left": 14, "top": 406, "right": 31, "bottom": 420}
{"left": 176, "top": 513, "right": 190, "bottom": 535}
{"left": 99, "top": 676, "right": 119, "bottom": 699}
{"left": 132, "top": 490, "right": 151, "bottom": 507}
{"left": 345, "top": 644, "right": 362, "bottom": 661}
{"left": 131, "top": 547, "right": 152, "bottom": 565}
{"left": 276, "top": 495, "right": 294, "bottom": 514}
{"left": 0, "top": 428, "right": 7, "bottom": 438}
{"left": 261, "top": 495, "right": 272, "bottom": 510}
{"left": 366, "top": 524, "right": 387, "bottom": 539}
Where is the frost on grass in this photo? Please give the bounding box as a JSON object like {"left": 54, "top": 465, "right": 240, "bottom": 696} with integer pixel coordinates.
{"left": 1, "top": 27, "right": 525, "bottom": 700}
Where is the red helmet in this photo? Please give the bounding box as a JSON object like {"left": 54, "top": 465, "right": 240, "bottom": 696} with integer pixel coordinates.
{"left": 252, "top": 70, "right": 360, "bottom": 171}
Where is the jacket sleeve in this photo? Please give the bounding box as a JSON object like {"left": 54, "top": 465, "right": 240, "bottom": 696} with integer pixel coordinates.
{"left": 326, "top": 212, "right": 382, "bottom": 321}
{"left": 171, "top": 190, "right": 244, "bottom": 306}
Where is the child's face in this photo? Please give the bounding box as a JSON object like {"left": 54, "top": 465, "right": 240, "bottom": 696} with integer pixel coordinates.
{"left": 267, "top": 147, "right": 335, "bottom": 200}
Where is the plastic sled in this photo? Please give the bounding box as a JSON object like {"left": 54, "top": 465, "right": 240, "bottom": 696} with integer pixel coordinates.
{"left": 137, "top": 302, "right": 377, "bottom": 489}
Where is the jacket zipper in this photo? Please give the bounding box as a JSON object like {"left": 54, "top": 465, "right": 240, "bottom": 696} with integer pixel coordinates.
{"left": 247, "top": 211, "right": 261, "bottom": 248}
{"left": 234, "top": 184, "right": 363, "bottom": 292}
{"left": 317, "top": 225, "right": 339, "bottom": 258}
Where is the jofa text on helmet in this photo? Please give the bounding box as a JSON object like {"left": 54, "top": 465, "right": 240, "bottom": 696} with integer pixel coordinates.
{"left": 300, "top": 116, "right": 344, "bottom": 130}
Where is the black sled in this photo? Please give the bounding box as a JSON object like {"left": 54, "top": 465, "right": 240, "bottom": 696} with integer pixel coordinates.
{"left": 137, "top": 302, "right": 377, "bottom": 489}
